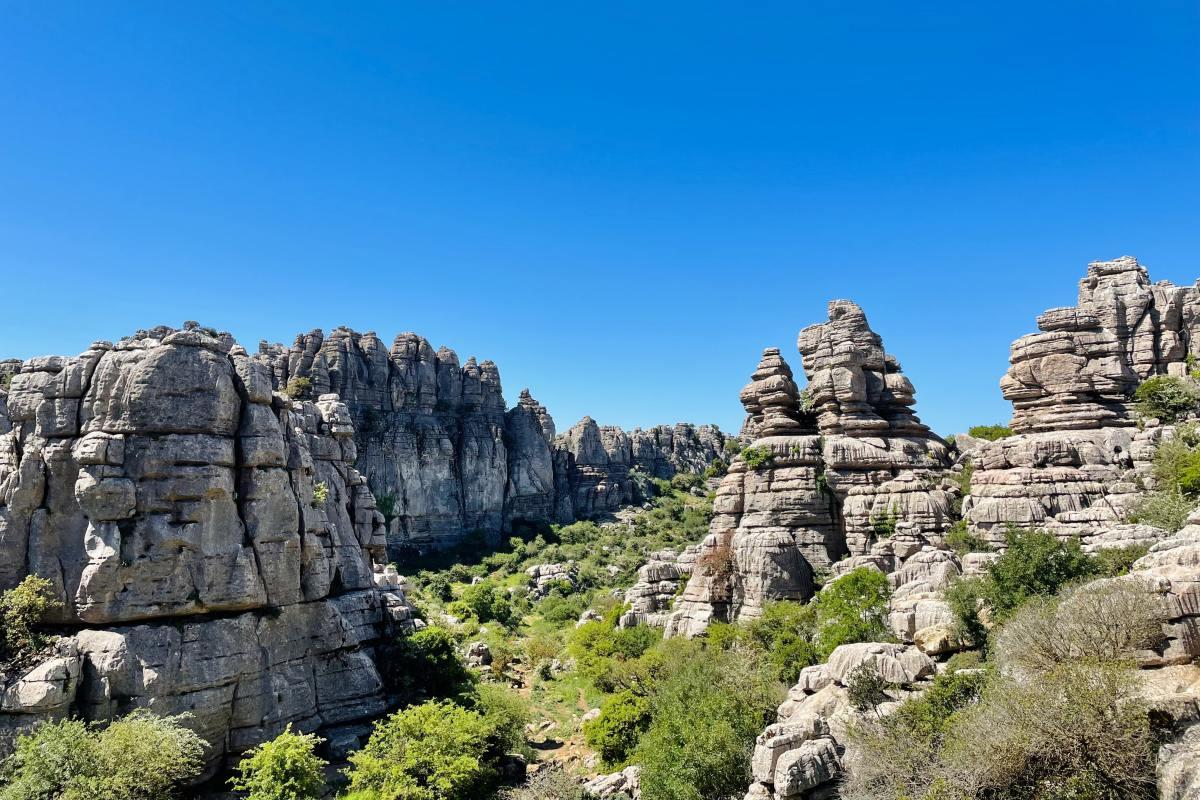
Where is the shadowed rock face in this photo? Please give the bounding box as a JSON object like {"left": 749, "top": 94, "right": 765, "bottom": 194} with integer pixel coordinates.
{"left": 667, "top": 301, "right": 954, "bottom": 637}
{"left": 0, "top": 323, "right": 416, "bottom": 773}
{"left": 967, "top": 257, "right": 1200, "bottom": 541}
{"left": 257, "top": 327, "right": 726, "bottom": 555}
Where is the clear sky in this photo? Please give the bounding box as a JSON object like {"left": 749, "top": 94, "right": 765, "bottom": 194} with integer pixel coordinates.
{"left": 1, "top": 2, "right": 1197, "bottom": 437}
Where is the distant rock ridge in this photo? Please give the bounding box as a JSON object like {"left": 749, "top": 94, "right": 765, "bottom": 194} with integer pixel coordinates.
{"left": 666, "top": 300, "right": 955, "bottom": 637}
{"left": 256, "top": 326, "right": 727, "bottom": 555}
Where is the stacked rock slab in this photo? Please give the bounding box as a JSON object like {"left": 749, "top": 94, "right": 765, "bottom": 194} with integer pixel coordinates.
{"left": 257, "top": 328, "right": 727, "bottom": 554}
{"left": 0, "top": 324, "right": 416, "bottom": 773}
{"left": 666, "top": 302, "right": 953, "bottom": 637}
{"left": 966, "top": 257, "right": 1200, "bottom": 542}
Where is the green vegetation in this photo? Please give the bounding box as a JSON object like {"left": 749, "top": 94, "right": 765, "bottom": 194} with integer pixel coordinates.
{"left": 846, "top": 573, "right": 1160, "bottom": 800}
{"left": 283, "top": 376, "right": 314, "bottom": 400}
{"left": 967, "top": 424, "right": 1012, "bottom": 441}
{"left": 376, "top": 492, "right": 398, "bottom": 522}
{"left": 1, "top": 575, "right": 61, "bottom": 660}
{"left": 812, "top": 567, "right": 892, "bottom": 658}
{"left": 0, "top": 710, "right": 206, "bottom": 800}
{"left": 1128, "top": 423, "right": 1200, "bottom": 531}
{"left": 944, "top": 519, "right": 991, "bottom": 556}
{"left": 870, "top": 506, "right": 898, "bottom": 539}
{"left": 312, "top": 481, "right": 330, "bottom": 506}
{"left": 230, "top": 725, "right": 327, "bottom": 800}
{"left": 740, "top": 445, "right": 774, "bottom": 470}
{"left": 1134, "top": 374, "right": 1200, "bottom": 422}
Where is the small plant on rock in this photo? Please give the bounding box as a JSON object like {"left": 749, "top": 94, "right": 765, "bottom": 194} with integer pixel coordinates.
{"left": 740, "top": 445, "right": 774, "bottom": 470}
{"left": 283, "top": 376, "right": 313, "bottom": 400}
{"left": 1134, "top": 374, "right": 1200, "bottom": 423}
{"left": 311, "top": 481, "right": 329, "bottom": 507}
{"left": 967, "top": 424, "right": 1013, "bottom": 441}
{"left": 1, "top": 575, "right": 62, "bottom": 659}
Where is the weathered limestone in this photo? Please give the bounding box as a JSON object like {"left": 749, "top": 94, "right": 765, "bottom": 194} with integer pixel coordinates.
{"left": 967, "top": 257, "right": 1200, "bottom": 542}
{"left": 667, "top": 302, "right": 953, "bottom": 636}
{"left": 257, "top": 328, "right": 726, "bottom": 554}
{"left": 619, "top": 546, "right": 700, "bottom": 629}
{"left": 0, "top": 324, "right": 416, "bottom": 772}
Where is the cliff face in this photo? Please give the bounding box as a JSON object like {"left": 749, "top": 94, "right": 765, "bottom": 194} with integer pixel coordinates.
{"left": 966, "top": 256, "right": 1200, "bottom": 541}
{"left": 666, "top": 301, "right": 954, "bottom": 637}
{"left": 0, "top": 324, "right": 416, "bottom": 772}
{"left": 258, "top": 327, "right": 726, "bottom": 554}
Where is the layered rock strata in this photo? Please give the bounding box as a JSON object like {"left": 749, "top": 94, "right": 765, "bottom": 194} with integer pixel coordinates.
{"left": 966, "top": 257, "right": 1200, "bottom": 542}
{"left": 256, "top": 328, "right": 726, "bottom": 554}
{"left": 666, "top": 302, "right": 954, "bottom": 636}
{"left": 0, "top": 324, "right": 416, "bottom": 772}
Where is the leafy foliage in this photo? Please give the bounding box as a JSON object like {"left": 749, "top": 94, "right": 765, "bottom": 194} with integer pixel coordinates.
{"left": 740, "top": 445, "right": 774, "bottom": 470}
{"left": 0, "top": 711, "right": 206, "bottom": 800}
{"left": 381, "top": 626, "right": 475, "bottom": 705}
{"left": 813, "top": 567, "right": 892, "bottom": 658}
{"left": 311, "top": 481, "right": 329, "bottom": 507}
{"left": 1134, "top": 374, "right": 1200, "bottom": 422}
{"left": 584, "top": 690, "right": 652, "bottom": 767}
{"left": 283, "top": 376, "right": 313, "bottom": 400}
{"left": 0, "top": 575, "right": 61, "bottom": 659}
{"left": 966, "top": 424, "right": 1013, "bottom": 441}
{"left": 229, "top": 725, "right": 327, "bottom": 800}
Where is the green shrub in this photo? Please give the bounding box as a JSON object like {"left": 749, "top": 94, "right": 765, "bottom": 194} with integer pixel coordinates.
{"left": 0, "top": 710, "right": 207, "bottom": 800}
{"left": 283, "top": 376, "right": 313, "bottom": 400}
{"left": 845, "top": 662, "right": 891, "bottom": 713}
{"left": 1135, "top": 375, "right": 1200, "bottom": 422}
{"left": 702, "top": 458, "right": 728, "bottom": 480}
{"left": 451, "top": 581, "right": 517, "bottom": 627}
{"left": 381, "top": 626, "right": 475, "bottom": 704}
{"left": 670, "top": 472, "right": 705, "bottom": 492}
{"left": 635, "top": 644, "right": 781, "bottom": 800}
{"left": 740, "top": 445, "right": 774, "bottom": 470}
{"left": 229, "top": 725, "right": 326, "bottom": 800}
{"left": 813, "top": 567, "right": 892, "bottom": 658}
{"left": 584, "top": 690, "right": 652, "bottom": 768}
{"left": 376, "top": 493, "right": 398, "bottom": 522}
{"left": 944, "top": 519, "right": 991, "bottom": 555}
{"left": 1127, "top": 486, "right": 1194, "bottom": 532}
{"left": 311, "top": 481, "right": 329, "bottom": 507}
{"left": 945, "top": 528, "right": 1098, "bottom": 648}
{"left": 498, "top": 764, "right": 586, "bottom": 800}
{"left": 474, "top": 683, "right": 531, "bottom": 760}
{"left": 1092, "top": 544, "right": 1150, "bottom": 577}
{"left": 344, "top": 701, "right": 493, "bottom": 800}
{"left": 742, "top": 601, "right": 820, "bottom": 684}
{"left": 967, "top": 424, "right": 1013, "bottom": 441}
{"left": 869, "top": 506, "right": 898, "bottom": 539}
{"left": 1, "top": 575, "right": 62, "bottom": 658}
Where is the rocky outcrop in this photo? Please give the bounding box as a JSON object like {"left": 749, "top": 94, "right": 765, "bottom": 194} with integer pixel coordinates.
{"left": 257, "top": 328, "right": 727, "bottom": 554}
{"left": 666, "top": 302, "right": 954, "bottom": 637}
{"left": 0, "top": 324, "right": 416, "bottom": 773}
{"left": 619, "top": 546, "right": 700, "bottom": 629}
{"left": 966, "top": 257, "right": 1200, "bottom": 542}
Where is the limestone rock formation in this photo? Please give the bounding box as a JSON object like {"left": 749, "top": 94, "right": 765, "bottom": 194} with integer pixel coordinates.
{"left": 0, "top": 324, "right": 416, "bottom": 772}
{"left": 667, "top": 302, "right": 954, "bottom": 636}
{"left": 966, "top": 257, "right": 1200, "bottom": 543}
{"left": 256, "top": 328, "right": 727, "bottom": 554}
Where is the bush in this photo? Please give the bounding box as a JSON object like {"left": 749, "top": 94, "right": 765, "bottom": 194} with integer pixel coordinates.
{"left": 1134, "top": 375, "right": 1200, "bottom": 422}
{"left": 1, "top": 575, "right": 61, "bottom": 658}
{"left": 498, "top": 764, "right": 586, "bottom": 800}
{"left": 382, "top": 626, "right": 475, "bottom": 704}
{"left": 702, "top": 458, "right": 728, "bottom": 480}
{"left": 742, "top": 601, "right": 820, "bottom": 684}
{"left": 311, "top": 481, "right": 329, "bottom": 507}
{"left": 1092, "top": 544, "right": 1150, "bottom": 577}
{"left": 635, "top": 644, "right": 781, "bottom": 800}
{"left": 283, "top": 376, "right": 313, "bottom": 400}
{"left": 229, "top": 725, "right": 326, "bottom": 800}
{"left": 944, "top": 520, "right": 991, "bottom": 556}
{"left": 670, "top": 472, "right": 705, "bottom": 492}
{"left": 584, "top": 690, "right": 652, "bottom": 768}
{"left": 813, "top": 568, "right": 892, "bottom": 658}
{"left": 376, "top": 493, "right": 398, "bottom": 522}
{"left": 474, "top": 683, "right": 531, "bottom": 759}
{"left": 967, "top": 424, "right": 1012, "bottom": 441}
{"left": 993, "top": 579, "right": 1165, "bottom": 675}
{"left": 1, "top": 710, "right": 207, "bottom": 800}
{"left": 740, "top": 445, "right": 774, "bottom": 470}
{"left": 451, "top": 580, "right": 517, "bottom": 627}
{"left": 1127, "top": 486, "right": 1194, "bottom": 532}
{"left": 846, "top": 662, "right": 891, "bottom": 713}
{"left": 344, "top": 701, "right": 493, "bottom": 800}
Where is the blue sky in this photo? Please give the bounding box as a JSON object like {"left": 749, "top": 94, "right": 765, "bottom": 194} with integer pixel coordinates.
{"left": 1, "top": 2, "right": 1197, "bottom": 437}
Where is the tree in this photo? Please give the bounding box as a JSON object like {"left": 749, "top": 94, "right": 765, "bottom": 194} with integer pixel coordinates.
{"left": 813, "top": 568, "right": 892, "bottom": 658}
{"left": 381, "top": 626, "right": 475, "bottom": 704}
{"left": 229, "top": 725, "right": 327, "bottom": 800}
{"left": 344, "top": 701, "right": 493, "bottom": 800}
{"left": 1134, "top": 375, "right": 1200, "bottom": 422}
{"left": 584, "top": 690, "right": 652, "bottom": 768}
